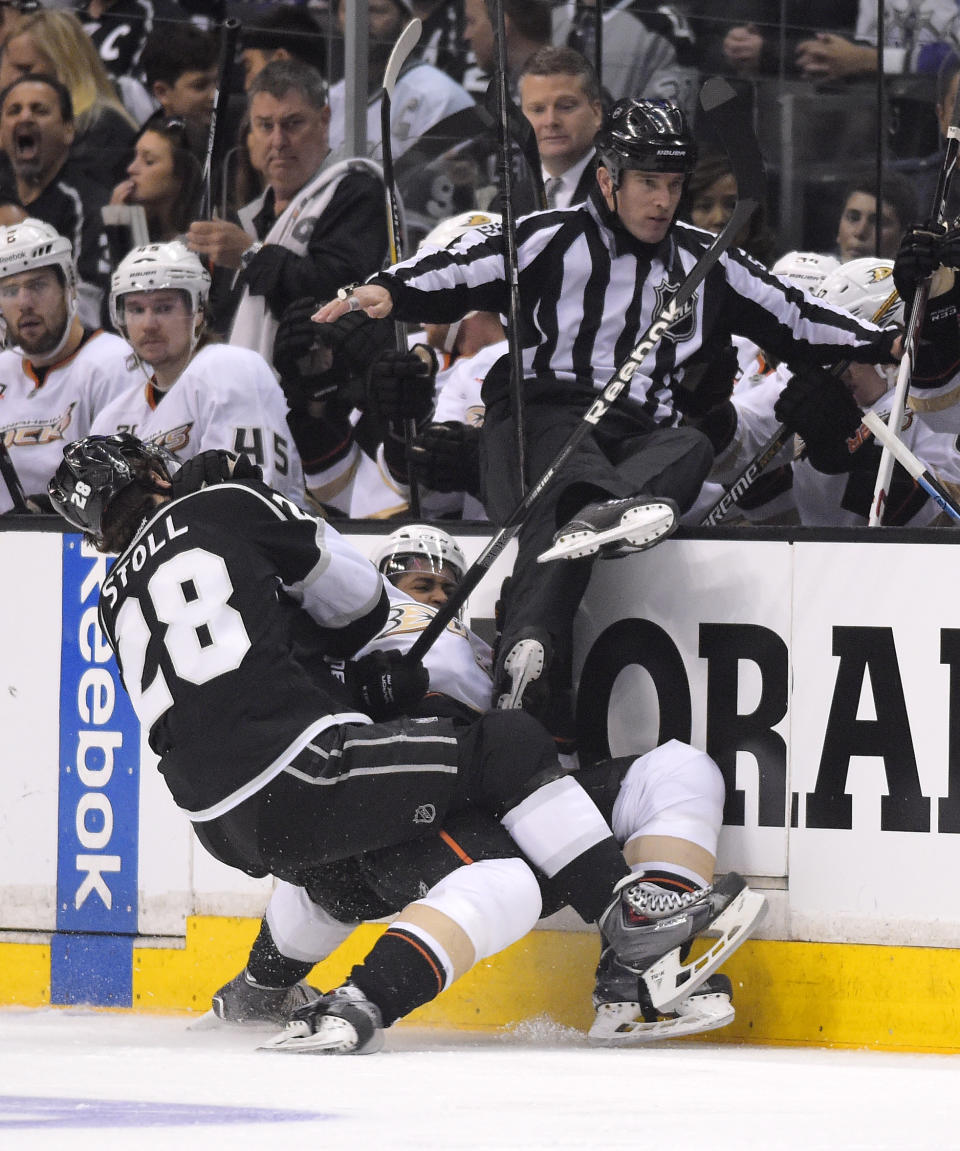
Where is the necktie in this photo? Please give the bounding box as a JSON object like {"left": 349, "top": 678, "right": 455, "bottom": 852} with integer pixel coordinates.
{"left": 545, "top": 176, "right": 563, "bottom": 209}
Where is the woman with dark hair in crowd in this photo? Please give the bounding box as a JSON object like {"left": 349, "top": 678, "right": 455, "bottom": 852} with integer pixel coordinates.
{"left": 109, "top": 119, "right": 202, "bottom": 242}
{"left": 682, "top": 152, "right": 776, "bottom": 264}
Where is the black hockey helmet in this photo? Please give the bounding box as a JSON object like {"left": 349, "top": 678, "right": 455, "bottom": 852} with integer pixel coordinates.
{"left": 48, "top": 433, "right": 171, "bottom": 539}
{"left": 595, "top": 98, "right": 697, "bottom": 188}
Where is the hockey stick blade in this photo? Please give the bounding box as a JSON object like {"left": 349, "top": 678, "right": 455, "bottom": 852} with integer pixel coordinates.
{"left": 383, "top": 17, "right": 421, "bottom": 98}
{"left": 698, "top": 77, "right": 766, "bottom": 207}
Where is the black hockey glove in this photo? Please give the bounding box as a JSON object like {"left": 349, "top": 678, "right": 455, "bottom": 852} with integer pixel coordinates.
{"left": 673, "top": 340, "right": 740, "bottom": 418}
{"left": 408, "top": 420, "right": 482, "bottom": 497}
{"left": 170, "top": 450, "right": 263, "bottom": 497}
{"left": 349, "top": 649, "right": 429, "bottom": 721}
{"left": 274, "top": 299, "right": 394, "bottom": 412}
{"left": 893, "top": 222, "right": 960, "bottom": 304}
{"left": 364, "top": 345, "right": 438, "bottom": 429}
{"left": 774, "top": 366, "right": 865, "bottom": 473}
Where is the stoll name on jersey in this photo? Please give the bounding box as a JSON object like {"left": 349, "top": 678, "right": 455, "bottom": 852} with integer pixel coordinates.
{"left": 101, "top": 515, "right": 189, "bottom": 606}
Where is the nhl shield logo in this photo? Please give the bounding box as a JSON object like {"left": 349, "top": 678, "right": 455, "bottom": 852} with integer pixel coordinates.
{"left": 650, "top": 278, "right": 697, "bottom": 344}
{"left": 413, "top": 803, "right": 436, "bottom": 825}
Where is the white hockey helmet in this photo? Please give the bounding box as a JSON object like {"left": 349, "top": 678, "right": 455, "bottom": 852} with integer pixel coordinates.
{"left": 109, "top": 240, "right": 211, "bottom": 349}
{"left": 373, "top": 524, "right": 467, "bottom": 584}
{"left": 0, "top": 218, "right": 78, "bottom": 351}
{"left": 815, "top": 258, "right": 903, "bottom": 328}
{"left": 770, "top": 250, "right": 840, "bottom": 292}
{"left": 419, "top": 210, "right": 502, "bottom": 251}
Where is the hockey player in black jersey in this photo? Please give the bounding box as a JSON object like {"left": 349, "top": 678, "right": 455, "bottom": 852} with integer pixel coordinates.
{"left": 316, "top": 96, "right": 900, "bottom": 747}
{"left": 48, "top": 435, "right": 763, "bottom": 1053}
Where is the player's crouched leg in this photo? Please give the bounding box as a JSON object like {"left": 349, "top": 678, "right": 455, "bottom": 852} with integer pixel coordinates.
{"left": 457, "top": 710, "right": 631, "bottom": 925}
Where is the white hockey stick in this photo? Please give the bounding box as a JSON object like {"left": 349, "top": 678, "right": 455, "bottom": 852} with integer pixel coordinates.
{"left": 869, "top": 84, "right": 960, "bottom": 524}
{"left": 861, "top": 409, "right": 960, "bottom": 522}
{"left": 381, "top": 17, "right": 423, "bottom": 516}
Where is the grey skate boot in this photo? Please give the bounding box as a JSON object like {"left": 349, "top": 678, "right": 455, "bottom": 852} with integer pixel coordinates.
{"left": 598, "top": 871, "right": 766, "bottom": 1013}
{"left": 259, "top": 983, "right": 384, "bottom": 1055}
{"left": 206, "top": 969, "right": 322, "bottom": 1026}
{"left": 589, "top": 942, "right": 735, "bottom": 1044}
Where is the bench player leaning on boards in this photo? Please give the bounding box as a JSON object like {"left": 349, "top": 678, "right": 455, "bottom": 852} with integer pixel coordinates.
{"left": 89, "top": 241, "right": 306, "bottom": 507}
{"left": 315, "top": 97, "right": 901, "bottom": 748}
{"left": 46, "top": 438, "right": 760, "bottom": 1053}
{"left": 0, "top": 217, "right": 139, "bottom": 511}
{"left": 203, "top": 524, "right": 764, "bottom": 1047}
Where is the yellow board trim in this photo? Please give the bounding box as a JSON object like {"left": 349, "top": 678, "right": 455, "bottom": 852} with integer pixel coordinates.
{"left": 4, "top": 919, "right": 960, "bottom": 1053}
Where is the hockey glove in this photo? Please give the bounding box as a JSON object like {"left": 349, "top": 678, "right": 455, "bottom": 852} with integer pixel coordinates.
{"left": 170, "top": 450, "right": 263, "bottom": 497}
{"left": 349, "top": 649, "right": 429, "bottom": 721}
{"left": 364, "top": 345, "right": 438, "bottom": 429}
{"left": 774, "top": 366, "right": 865, "bottom": 473}
{"left": 408, "top": 420, "right": 482, "bottom": 497}
{"left": 672, "top": 340, "right": 740, "bottom": 418}
{"left": 893, "top": 222, "right": 960, "bottom": 304}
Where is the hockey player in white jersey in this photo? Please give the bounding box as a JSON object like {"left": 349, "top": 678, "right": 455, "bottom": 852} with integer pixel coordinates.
{"left": 776, "top": 258, "right": 960, "bottom": 525}
{"left": 207, "top": 523, "right": 764, "bottom": 1049}
{"left": 0, "top": 218, "right": 139, "bottom": 505}
{"left": 91, "top": 241, "right": 306, "bottom": 506}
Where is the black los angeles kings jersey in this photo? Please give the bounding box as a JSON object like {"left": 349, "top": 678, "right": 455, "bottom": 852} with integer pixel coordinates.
{"left": 97, "top": 481, "right": 388, "bottom": 820}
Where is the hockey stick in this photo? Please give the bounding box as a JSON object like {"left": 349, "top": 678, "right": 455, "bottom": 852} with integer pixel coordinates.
{"left": 0, "top": 438, "right": 28, "bottom": 514}
{"left": 197, "top": 18, "right": 240, "bottom": 220}
{"left": 869, "top": 77, "right": 960, "bottom": 524}
{"left": 700, "top": 287, "right": 902, "bottom": 526}
{"left": 486, "top": 0, "right": 527, "bottom": 493}
{"left": 405, "top": 77, "right": 764, "bottom": 663}
{"left": 381, "top": 17, "right": 423, "bottom": 517}
{"left": 861, "top": 409, "right": 960, "bottom": 521}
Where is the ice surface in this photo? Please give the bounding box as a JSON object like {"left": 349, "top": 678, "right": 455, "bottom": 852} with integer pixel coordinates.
{"left": 0, "top": 1007, "right": 956, "bottom": 1150}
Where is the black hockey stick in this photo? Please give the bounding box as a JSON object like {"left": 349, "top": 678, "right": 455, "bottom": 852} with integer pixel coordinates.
{"left": 486, "top": 0, "right": 527, "bottom": 493}
{"left": 197, "top": 17, "right": 240, "bottom": 220}
{"left": 382, "top": 17, "right": 423, "bottom": 517}
{"left": 870, "top": 72, "right": 960, "bottom": 524}
{"left": 700, "top": 286, "right": 902, "bottom": 526}
{"left": 0, "top": 438, "right": 28, "bottom": 513}
{"left": 405, "top": 77, "right": 764, "bottom": 663}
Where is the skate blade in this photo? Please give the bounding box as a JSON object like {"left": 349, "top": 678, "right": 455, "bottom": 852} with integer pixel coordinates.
{"left": 536, "top": 503, "right": 677, "bottom": 564}
{"left": 186, "top": 1009, "right": 222, "bottom": 1031}
{"left": 643, "top": 888, "right": 767, "bottom": 1012}
{"left": 588, "top": 993, "right": 735, "bottom": 1045}
{"left": 258, "top": 1017, "right": 382, "bottom": 1055}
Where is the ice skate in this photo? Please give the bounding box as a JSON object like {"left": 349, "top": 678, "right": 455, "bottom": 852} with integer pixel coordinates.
{"left": 190, "top": 970, "right": 322, "bottom": 1029}
{"left": 537, "top": 495, "right": 678, "bottom": 563}
{"left": 259, "top": 983, "right": 384, "bottom": 1055}
{"left": 496, "top": 627, "right": 550, "bottom": 711}
{"left": 598, "top": 871, "right": 765, "bottom": 1012}
{"left": 588, "top": 943, "right": 735, "bottom": 1044}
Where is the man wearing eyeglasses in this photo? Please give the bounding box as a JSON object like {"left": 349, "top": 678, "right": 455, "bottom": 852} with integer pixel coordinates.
{"left": 186, "top": 58, "right": 388, "bottom": 366}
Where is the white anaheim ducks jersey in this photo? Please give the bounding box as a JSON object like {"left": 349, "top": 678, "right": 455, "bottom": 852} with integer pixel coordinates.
{"left": 0, "top": 330, "right": 140, "bottom": 497}
{"left": 91, "top": 343, "right": 306, "bottom": 506}
{"left": 355, "top": 581, "right": 493, "bottom": 715}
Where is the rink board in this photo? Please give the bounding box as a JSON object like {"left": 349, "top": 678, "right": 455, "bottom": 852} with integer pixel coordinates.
{"left": 3, "top": 522, "right": 960, "bottom": 1051}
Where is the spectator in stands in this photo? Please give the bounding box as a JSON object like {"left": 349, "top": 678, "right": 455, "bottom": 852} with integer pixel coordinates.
{"left": 412, "top": 0, "right": 476, "bottom": 92}
{"left": 109, "top": 118, "right": 202, "bottom": 242}
{"left": 463, "top": 0, "right": 550, "bottom": 89}
{"left": 551, "top": 0, "right": 697, "bottom": 112}
{"left": 185, "top": 59, "right": 387, "bottom": 366}
{"left": 78, "top": 0, "right": 154, "bottom": 85}
{"left": 139, "top": 24, "right": 219, "bottom": 162}
{"left": 835, "top": 169, "right": 918, "bottom": 262}
{"left": 0, "top": 75, "right": 111, "bottom": 327}
{"left": 682, "top": 152, "right": 776, "bottom": 264}
{"left": 327, "top": 0, "right": 474, "bottom": 161}
{"left": 240, "top": 6, "right": 328, "bottom": 90}
{"left": 912, "top": 51, "right": 960, "bottom": 220}
{"left": 0, "top": 217, "right": 138, "bottom": 507}
{"left": 517, "top": 46, "right": 602, "bottom": 210}
{"left": 0, "top": 9, "right": 138, "bottom": 188}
